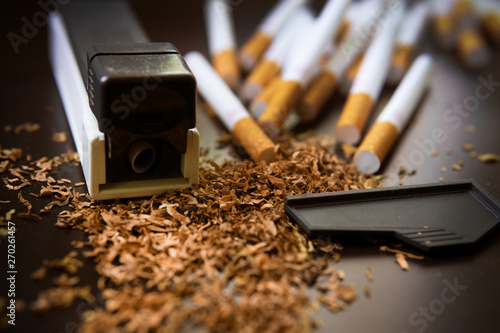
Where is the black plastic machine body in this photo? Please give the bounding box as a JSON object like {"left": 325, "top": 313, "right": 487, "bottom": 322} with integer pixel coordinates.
{"left": 49, "top": 0, "right": 200, "bottom": 199}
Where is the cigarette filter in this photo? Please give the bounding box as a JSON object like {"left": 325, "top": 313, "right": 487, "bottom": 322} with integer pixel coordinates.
{"left": 482, "top": 10, "right": 500, "bottom": 45}
{"left": 239, "top": 0, "right": 307, "bottom": 72}
{"left": 431, "top": 0, "right": 458, "bottom": 50}
{"left": 48, "top": 0, "right": 199, "bottom": 200}
{"left": 249, "top": 76, "right": 283, "bottom": 118}
{"left": 388, "top": 2, "right": 429, "bottom": 85}
{"left": 452, "top": 0, "right": 475, "bottom": 20}
{"left": 354, "top": 54, "right": 434, "bottom": 174}
{"left": 205, "top": 0, "right": 240, "bottom": 90}
{"left": 185, "top": 52, "right": 276, "bottom": 163}
{"left": 258, "top": 80, "right": 303, "bottom": 138}
{"left": 259, "top": 0, "right": 352, "bottom": 137}
{"left": 478, "top": 0, "right": 500, "bottom": 45}
{"left": 336, "top": 1, "right": 405, "bottom": 144}
{"left": 452, "top": 0, "right": 491, "bottom": 69}
{"left": 297, "top": 70, "right": 338, "bottom": 123}
{"left": 456, "top": 28, "right": 491, "bottom": 69}
{"left": 240, "top": 5, "right": 314, "bottom": 102}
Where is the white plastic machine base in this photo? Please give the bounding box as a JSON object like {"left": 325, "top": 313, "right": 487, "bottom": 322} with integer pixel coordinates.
{"left": 48, "top": 12, "right": 200, "bottom": 200}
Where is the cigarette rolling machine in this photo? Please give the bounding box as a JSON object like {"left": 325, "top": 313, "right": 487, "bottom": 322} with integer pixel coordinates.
{"left": 48, "top": 0, "right": 199, "bottom": 200}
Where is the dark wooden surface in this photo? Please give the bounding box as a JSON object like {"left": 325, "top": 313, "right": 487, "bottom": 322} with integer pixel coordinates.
{"left": 1, "top": 1, "right": 499, "bottom": 332}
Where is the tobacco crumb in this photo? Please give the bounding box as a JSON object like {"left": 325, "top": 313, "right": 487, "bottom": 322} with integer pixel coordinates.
{"left": 379, "top": 246, "right": 423, "bottom": 271}
{"left": 458, "top": 160, "right": 465, "bottom": 167}
{"left": 469, "top": 151, "right": 477, "bottom": 158}
{"left": 14, "top": 122, "right": 41, "bottom": 134}
{"left": 466, "top": 125, "right": 477, "bottom": 133}
{"left": 341, "top": 144, "right": 357, "bottom": 159}
{"left": 31, "top": 266, "right": 48, "bottom": 281}
{"left": 446, "top": 149, "right": 454, "bottom": 155}
{"left": 42, "top": 251, "right": 83, "bottom": 275}
{"left": 430, "top": 150, "right": 439, "bottom": 157}
{"left": 363, "top": 286, "right": 371, "bottom": 298}
{"left": 51, "top": 132, "right": 68, "bottom": 143}
{"left": 17, "top": 212, "right": 42, "bottom": 221}
{"left": 452, "top": 163, "right": 462, "bottom": 171}
{"left": 365, "top": 267, "right": 374, "bottom": 282}
{"left": 398, "top": 166, "right": 416, "bottom": 179}
{"left": 5, "top": 209, "right": 15, "bottom": 220}
{"left": 462, "top": 143, "right": 474, "bottom": 152}
{"left": 4, "top": 125, "right": 13, "bottom": 132}
{"left": 1, "top": 148, "right": 22, "bottom": 161}
{"left": 478, "top": 153, "right": 500, "bottom": 163}
{"left": 440, "top": 167, "right": 447, "bottom": 173}
{"left": 395, "top": 253, "right": 409, "bottom": 271}
{"left": 18, "top": 192, "right": 32, "bottom": 213}
{"left": 0, "top": 160, "right": 9, "bottom": 173}
{"left": 31, "top": 286, "right": 94, "bottom": 313}
{"left": 439, "top": 177, "right": 444, "bottom": 182}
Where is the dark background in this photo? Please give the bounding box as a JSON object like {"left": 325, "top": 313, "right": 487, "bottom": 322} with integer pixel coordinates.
{"left": 1, "top": 1, "right": 500, "bottom": 332}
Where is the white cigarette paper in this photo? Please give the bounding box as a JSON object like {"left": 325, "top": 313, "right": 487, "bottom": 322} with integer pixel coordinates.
{"left": 204, "top": 0, "right": 240, "bottom": 88}
{"left": 185, "top": 52, "right": 246, "bottom": 130}
{"left": 205, "top": 0, "right": 237, "bottom": 56}
{"left": 263, "top": 5, "right": 314, "bottom": 66}
{"left": 475, "top": 0, "right": 500, "bottom": 45}
{"left": 431, "top": 0, "right": 458, "bottom": 50}
{"left": 239, "top": 0, "right": 307, "bottom": 71}
{"left": 281, "top": 0, "right": 352, "bottom": 85}
{"left": 297, "top": 0, "right": 385, "bottom": 122}
{"left": 388, "top": 1, "right": 429, "bottom": 84}
{"left": 184, "top": 52, "right": 275, "bottom": 163}
{"left": 335, "top": 0, "right": 405, "bottom": 144}
{"left": 240, "top": 5, "right": 314, "bottom": 102}
{"left": 259, "top": 0, "right": 309, "bottom": 36}
{"left": 349, "top": 1, "right": 405, "bottom": 99}
{"left": 354, "top": 54, "right": 434, "bottom": 174}
{"left": 258, "top": 0, "right": 352, "bottom": 138}
{"left": 328, "top": 0, "right": 385, "bottom": 79}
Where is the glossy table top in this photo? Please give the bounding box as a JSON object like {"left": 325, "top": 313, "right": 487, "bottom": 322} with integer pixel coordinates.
{"left": 1, "top": 1, "right": 499, "bottom": 332}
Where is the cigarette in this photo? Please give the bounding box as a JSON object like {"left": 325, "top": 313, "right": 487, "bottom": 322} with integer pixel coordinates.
{"left": 354, "top": 54, "right": 434, "bottom": 174}
{"left": 336, "top": 2, "right": 405, "bottom": 145}
{"left": 258, "top": 80, "right": 302, "bottom": 138}
{"left": 239, "top": 0, "right": 307, "bottom": 72}
{"left": 338, "top": 52, "right": 364, "bottom": 96}
{"left": 387, "top": 2, "right": 429, "bottom": 85}
{"left": 336, "top": 0, "right": 386, "bottom": 95}
{"left": 297, "top": 70, "right": 338, "bottom": 123}
{"left": 240, "top": 59, "right": 281, "bottom": 103}
{"left": 453, "top": 0, "right": 475, "bottom": 21}
{"left": 478, "top": 1, "right": 500, "bottom": 45}
{"left": 453, "top": 1, "right": 491, "bottom": 69}
{"left": 431, "top": 0, "right": 458, "bottom": 50}
{"left": 297, "top": 0, "right": 384, "bottom": 123}
{"left": 205, "top": 0, "right": 240, "bottom": 90}
{"left": 184, "top": 51, "right": 276, "bottom": 163}
{"left": 456, "top": 28, "right": 491, "bottom": 69}
{"left": 482, "top": 12, "right": 500, "bottom": 44}
{"left": 478, "top": 0, "right": 500, "bottom": 45}
{"left": 249, "top": 76, "right": 282, "bottom": 118}
{"left": 258, "top": 0, "right": 352, "bottom": 138}
{"left": 240, "top": 5, "right": 314, "bottom": 103}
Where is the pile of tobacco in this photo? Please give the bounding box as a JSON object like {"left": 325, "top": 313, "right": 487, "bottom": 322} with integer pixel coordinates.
{"left": 2, "top": 134, "right": 384, "bottom": 332}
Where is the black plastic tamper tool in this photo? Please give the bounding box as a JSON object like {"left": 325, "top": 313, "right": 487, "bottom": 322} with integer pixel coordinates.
{"left": 285, "top": 180, "right": 500, "bottom": 253}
